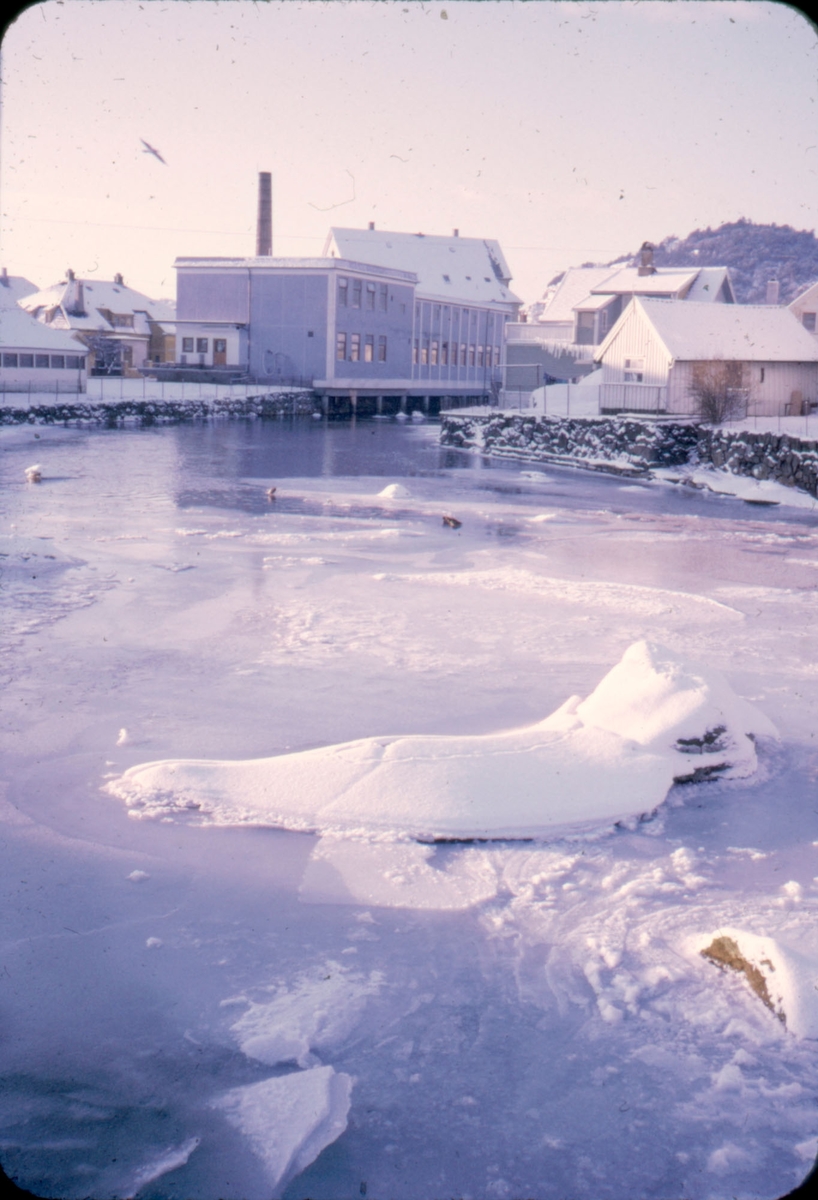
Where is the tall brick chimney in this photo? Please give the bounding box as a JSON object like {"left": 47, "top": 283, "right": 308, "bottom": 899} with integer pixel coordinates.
{"left": 256, "top": 172, "right": 272, "bottom": 257}
{"left": 637, "top": 242, "right": 656, "bottom": 276}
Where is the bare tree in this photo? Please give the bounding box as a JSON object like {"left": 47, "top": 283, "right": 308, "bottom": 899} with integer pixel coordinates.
{"left": 688, "top": 358, "right": 748, "bottom": 424}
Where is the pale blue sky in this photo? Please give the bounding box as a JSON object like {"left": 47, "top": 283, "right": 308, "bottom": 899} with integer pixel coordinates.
{"left": 1, "top": 0, "right": 816, "bottom": 303}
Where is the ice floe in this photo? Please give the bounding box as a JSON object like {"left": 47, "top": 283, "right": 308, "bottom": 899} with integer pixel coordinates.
{"left": 106, "top": 641, "right": 776, "bottom": 841}
{"left": 212, "top": 1066, "right": 352, "bottom": 1198}
{"left": 227, "top": 962, "right": 383, "bottom": 1068}
{"left": 377, "top": 482, "right": 412, "bottom": 499}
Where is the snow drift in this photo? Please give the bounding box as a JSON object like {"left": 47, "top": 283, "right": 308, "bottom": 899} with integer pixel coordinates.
{"left": 106, "top": 641, "right": 776, "bottom": 840}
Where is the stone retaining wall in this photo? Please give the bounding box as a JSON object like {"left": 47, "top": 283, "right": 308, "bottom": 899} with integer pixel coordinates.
{"left": 0, "top": 391, "right": 314, "bottom": 426}
{"left": 441, "top": 412, "right": 818, "bottom": 499}
{"left": 698, "top": 427, "right": 818, "bottom": 498}
{"left": 440, "top": 412, "right": 699, "bottom": 474}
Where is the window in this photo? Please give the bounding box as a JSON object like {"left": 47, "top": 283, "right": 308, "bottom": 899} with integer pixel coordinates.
{"left": 182, "top": 337, "right": 194, "bottom": 353}
{"left": 336, "top": 333, "right": 347, "bottom": 361}
{"left": 51, "top": 355, "right": 65, "bottom": 369}
{"left": 421, "top": 340, "right": 429, "bottom": 366}
{"left": 366, "top": 282, "right": 376, "bottom": 310}
{"left": 469, "top": 345, "right": 476, "bottom": 366}
{"left": 214, "top": 339, "right": 227, "bottom": 353}
{"left": 760, "top": 367, "right": 765, "bottom": 383}
{"left": 66, "top": 355, "right": 84, "bottom": 369}
{"left": 3, "top": 353, "right": 18, "bottom": 367}
{"left": 20, "top": 354, "right": 34, "bottom": 367}
{"left": 441, "top": 342, "right": 448, "bottom": 366}
{"left": 431, "top": 340, "right": 439, "bottom": 366}
{"left": 350, "top": 333, "right": 360, "bottom": 362}
{"left": 378, "top": 336, "right": 387, "bottom": 363}
{"left": 476, "top": 345, "right": 484, "bottom": 368}
{"left": 338, "top": 277, "right": 348, "bottom": 306}
{"left": 494, "top": 346, "right": 501, "bottom": 367}
{"left": 460, "top": 343, "right": 467, "bottom": 367}
{"left": 434, "top": 305, "right": 441, "bottom": 321}
{"left": 442, "top": 274, "right": 450, "bottom": 283}
{"left": 624, "top": 357, "right": 644, "bottom": 383}
{"left": 352, "top": 280, "right": 362, "bottom": 308}
{"left": 364, "top": 335, "right": 374, "bottom": 363}
{"left": 196, "top": 338, "right": 208, "bottom": 353}
{"left": 804, "top": 312, "right": 817, "bottom": 333}
{"left": 35, "top": 354, "right": 49, "bottom": 368}
{"left": 109, "top": 313, "right": 134, "bottom": 328}
{"left": 379, "top": 284, "right": 388, "bottom": 311}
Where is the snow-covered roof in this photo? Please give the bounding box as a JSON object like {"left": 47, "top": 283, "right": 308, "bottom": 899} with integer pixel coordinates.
{"left": 0, "top": 272, "right": 39, "bottom": 305}
{"left": 573, "top": 292, "right": 617, "bottom": 312}
{"left": 0, "top": 302, "right": 85, "bottom": 353}
{"left": 590, "top": 267, "right": 700, "bottom": 297}
{"left": 789, "top": 280, "right": 818, "bottom": 311}
{"left": 685, "top": 266, "right": 735, "bottom": 303}
{"left": 536, "top": 267, "right": 614, "bottom": 323}
{"left": 599, "top": 298, "right": 818, "bottom": 363}
{"left": 324, "top": 227, "right": 521, "bottom": 307}
{"left": 19, "top": 277, "right": 174, "bottom": 332}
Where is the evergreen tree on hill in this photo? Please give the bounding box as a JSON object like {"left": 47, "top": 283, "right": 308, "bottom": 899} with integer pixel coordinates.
{"left": 616, "top": 219, "right": 818, "bottom": 305}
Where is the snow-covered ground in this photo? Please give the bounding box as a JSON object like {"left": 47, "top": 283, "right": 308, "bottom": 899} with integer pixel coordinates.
{"left": 2, "top": 417, "right": 818, "bottom": 1199}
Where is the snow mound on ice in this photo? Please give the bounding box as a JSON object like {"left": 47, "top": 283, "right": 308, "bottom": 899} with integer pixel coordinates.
{"left": 212, "top": 1066, "right": 352, "bottom": 1197}
{"left": 378, "top": 483, "right": 412, "bottom": 499}
{"left": 228, "top": 963, "right": 383, "bottom": 1067}
{"left": 106, "top": 641, "right": 776, "bottom": 840}
{"left": 694, "top": 927, "right": 818, "bottom": 1038}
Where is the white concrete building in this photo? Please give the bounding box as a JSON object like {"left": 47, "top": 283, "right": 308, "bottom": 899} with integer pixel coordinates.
{"left": 594, "top": 298, "right": 818, "bottom": 417}
{"left": 1, "top": 279, "right": 87, "bottom": 394}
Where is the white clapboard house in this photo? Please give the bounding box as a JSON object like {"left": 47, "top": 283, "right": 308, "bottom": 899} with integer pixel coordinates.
{"left": 594, "top": 297, "right": 818, "bottom": 417}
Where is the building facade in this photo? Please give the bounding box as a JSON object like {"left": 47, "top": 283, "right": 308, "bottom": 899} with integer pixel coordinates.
{"left": 173, "top": 227, "right": 521, "bottom": 408}
{"left": 1, "top": 276, "right": 87, "bottom": 393}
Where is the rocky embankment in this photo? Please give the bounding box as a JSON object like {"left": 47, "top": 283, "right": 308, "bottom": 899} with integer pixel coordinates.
{"left": 0, "top": 391, "right": 314, "bottom": 425}
{"left": 441, "top": 412, "right": 818, "bottom": 498}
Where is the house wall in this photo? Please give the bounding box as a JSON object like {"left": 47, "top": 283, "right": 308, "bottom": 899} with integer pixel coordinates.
{"left": 177, "top": 271, "right": 249, "bottom": 323}
{"left": 408, "top": 300, "right": 505, "bottom": 391}
{"left": 0, "top": 348, "right": 87, "bottom": 392}
{"left": 598, "top": 306, "right": 671, "bottom": 389}
{"left": 176, "top": 325, "right": 247, "bottom": 369}
{"left": 667, "top": 360, "right": 818, "bottom": 417}
{"left": 247, "top": 272, "right": 329, "bottom": 383}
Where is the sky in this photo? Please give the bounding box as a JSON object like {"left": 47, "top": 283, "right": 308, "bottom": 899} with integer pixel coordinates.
{"left": 0, "top": 0, "right": 816, "bottom": 305}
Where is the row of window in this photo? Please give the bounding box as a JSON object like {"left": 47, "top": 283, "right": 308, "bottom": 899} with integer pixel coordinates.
{"left": 336, "top": 333, "right": 387, "bottom": 363}
{"left": 338, "top": 278, "right": 389, "bottom": 312}
{"left": 2, "top": 353, "right": 86, "bottom": 369}
{"left": 415, "top": 302, "right": 505, "bottom": 331}
{"left": 413, "top": 341, "right": 501, "bottom": 368}
{"left": 181, "top": 337, "right": 228, "bottom": 354}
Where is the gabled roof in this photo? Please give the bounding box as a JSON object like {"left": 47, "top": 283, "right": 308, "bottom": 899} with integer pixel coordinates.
{"left": 19, "top": 277, "right": 174, "bottom": 332}
{"left": 0, "top": 272, "right": 39, "bottom": 305}
{"left": 536, "top": 267, "right": 614, "bottom": 324}
{"left": 597, "top": 297, "right": 818, "bottom": 364}
{"left": 684, "top": 266, "right": 735, "bottom": 303}
{"left": 324, "top": 227, "right": 521, "bottom": 306}
{"left": 0, "top": 302, "right": 85, "bottom": 353}
{"left": 789, "top": 280, "right": 818, "bottom": 311}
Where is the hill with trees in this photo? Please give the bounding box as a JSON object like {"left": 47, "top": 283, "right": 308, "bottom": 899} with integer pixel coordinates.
{"left": 618, "top": 219, "right": 818, "bottom": 305}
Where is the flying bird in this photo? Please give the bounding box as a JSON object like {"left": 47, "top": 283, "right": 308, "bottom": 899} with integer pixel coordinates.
{"left": 140, "top": 138, "right": 167, "bottom": 165}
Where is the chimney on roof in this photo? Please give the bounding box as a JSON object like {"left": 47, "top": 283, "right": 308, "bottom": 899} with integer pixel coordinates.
{"left": 114, "top": 273, "right": 124, "bottom": 286}
{"left": 637, "top": 242, "right": 656, "bottom": 276}
{"left": 1, "top": 267, "right": 8, "bottom": 287}
{"left": 453, "top": 228, "right": 459, "bottom": 238}
{"left": 256, "top": 172, "right": 272, "bottom": 256}
{"left": 765, "top": 280, "right": 780, "bottom": 305}
{"left": 368, "top": 221, "right": 375, "bottom": 231}
{"left": 64, "top": 269, "right": 86, "bottom": 317}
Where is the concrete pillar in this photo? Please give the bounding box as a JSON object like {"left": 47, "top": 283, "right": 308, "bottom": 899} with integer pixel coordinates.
{"left": 350, "top": 390, "right": 357, "bottom": 417}
{"left": 322, "top": 394, "right": 329, "bottom": 416}
{"left": 376, "top": 395, "right": 383, "bottom": 415}
{"left": 400, "top": 395, "right": 407, "bottom": 413}
{"left": 423, "top": 395, "right": 430, "bottom": 413}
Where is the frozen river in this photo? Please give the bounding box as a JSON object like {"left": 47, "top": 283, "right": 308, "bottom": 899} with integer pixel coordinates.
{"left": 2, "top": 416, "right": 818, "bottom": 1199}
